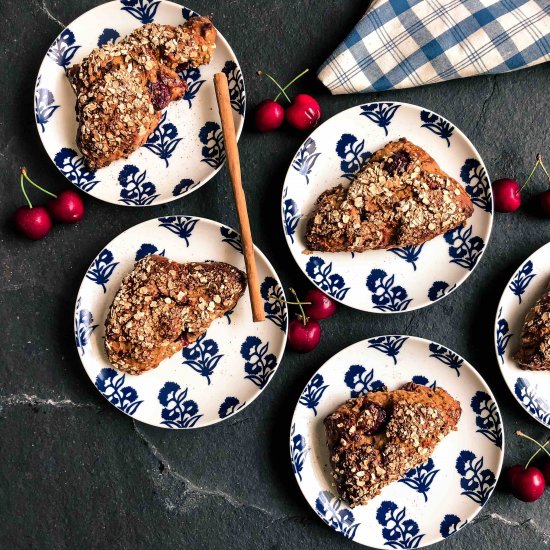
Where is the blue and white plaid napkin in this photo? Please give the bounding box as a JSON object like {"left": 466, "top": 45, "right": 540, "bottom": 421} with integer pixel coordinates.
{"left": 318, "top": 0, "right": 550, "bottom": 94}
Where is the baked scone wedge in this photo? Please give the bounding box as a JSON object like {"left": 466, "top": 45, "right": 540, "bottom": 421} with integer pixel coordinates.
{"left": 104, "top": 255, "right": 246, "bottom": 375}
{"left": 67, "top": 17, "right": 217, "bottom": 170}
{"left": 324, "top": 382, "right": 461, "bottom": 507}
{"left": 514, "top": 283, "right": 550, "bottom": 371}
{"left": 305, "top": 138, "right": 474, "bottom": 252}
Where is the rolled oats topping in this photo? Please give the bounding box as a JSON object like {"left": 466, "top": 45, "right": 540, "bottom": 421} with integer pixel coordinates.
{"left": 305, "top": 138, "right": 474, "bottom": 253}
{"left": 66, "top": 16, "right": 216, "bottom": 170}
{"left": 324, "top": 382, "right": 461, "bottom": 507}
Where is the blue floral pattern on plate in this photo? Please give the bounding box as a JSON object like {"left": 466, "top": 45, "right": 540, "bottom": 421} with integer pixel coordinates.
{"left": 143, "top": 111, "right": 182, "bottom": 167}
{"left": 120, "top": 0, "right": 160, "bottom": 23}
{"left": 97, "top": 28, "right": 120, "bottom": 47}
{"left": 429, "top": 342, "right": 463, "bottom": 376}
{"left": 85, "top": 249, "right": 119, "bottom": 292}
{"left": 292, "top": 138, "right": 321, "bottom": 184}
{"left": 368, "top": 336, "right": 408, "bottom": 365}
{"left": 440, "top": 514, "right": 467, "bottom": 538}
{"left": 514, "top": 378, "right": 550, "bottom": 427}
{"left": 376, "top": 501, "right": 424, "bottom": 548}
{"left": 444, "top": 226, "right": 484, "bottom": 271}
{"left": 95, "top": 368, "right": 143, "bottom": 415}
{"left": 298, "top": 374, "right": 328, "bottom": 415}
{"left": 222, "top": 60, "right": 246, "bottom": 115}
{"left": 35, "top": 81, "right": 59, "bottom": 133}
{"left": 218, "top": 396, "right": 245, "bottom": 418}
{"left": 158, "top": 216, "right": 199, "bottom": 245}
{"left": 455, "top": 450, "right": 496, "bottom": 505}
{"left": 344, "top": 364, "right": 384, "bottom": 397}
{"left": 260, "top": 277, "right": 287, "bottom": 331}
{"left": 471, "top": 391, "right": 503, "bottom": 448}
{"left": 199, "top": 122, "right": 225, "bottom": 168}
{"left": 135, "top": 243, "right": 165, "bottom": 260}
{"left": 315, "top": 491, "right": 360, "bottom": 540}
{"left": 290, "top": 424, "right": 307, "bottom": 482}
{"left": 495, "top": 313, "right": 512, "bottom": 364}
{"left": 158, "top": 382, "right": 202, "bottom": 429}
{"left": 282, "top": 197, "right": 301, "bottom": 244}
{"left": 54, "top": 148, "right": 100, "bottom": 193}
{"left": 389, "top": 245, "right": 424, "bottom": 271}
{"left": 47, "top": 29, "right": 80, "bottom": 68}
{"left": 179, "top": 67, "right": 206, "bottom": 108}
{"left": 241, "top": 336, "right": 277, "bottom": 389}
{"left": 75, "top": 299, "right": 98, "bottom": 355}
{"left": 508, "top": 260, "right": 536, "bottom": 303}
{"left": 461, "top": 159, "right": 491, "bottom": 212}
{"left": 412, "top": 374, "right": 437, "bottom": 389}
{"left": 118, "top": 165, "right": 159, "bottom": 206}
{"left": 360, "top": 103, "right": 400, "bottom": 135}
{"left": 305, "top": 257, "right": 350, "bottom": 301}
{"left": 366, "top": 269, "right": 412, "bottom": 312}
{"left": 220, "top": 226, "right": 242, "bottom": 253}
{"left": 173, "top": 179, "right": 199, "bottom": 196}
{"left": 399, "top": 458, "right": 439, "bottom": 501}
{"left": 427, "top": 281, "right": 456, "bottom": 302}
{"left": 420, "top": 110, "right": 454, "bottom": 146}
{"left": 335, "top": 133, "right": 371, "bottom": 180}
{"left": 182, "top": 335, "right": 224, "bottom": 385}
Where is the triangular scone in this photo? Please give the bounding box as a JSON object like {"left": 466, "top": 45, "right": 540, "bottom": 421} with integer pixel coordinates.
{"left": 305, "top": 138, "right": 474, "bottom": 252}
{"left": 514, "top": 283, "right": 550, "bottom": 371}
{"left": 324, "top": 383, "right": 461, "bottom": 507}
{"left": 104, "top": 255, "right": 246, "bottom": 375}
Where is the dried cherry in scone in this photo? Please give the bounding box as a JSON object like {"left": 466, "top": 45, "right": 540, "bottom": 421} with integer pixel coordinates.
{"left": 357, "top": 401, "right": 387, "bottom": 435}
{"left": 384, "top": 151, "right": 411, "bottom": 176}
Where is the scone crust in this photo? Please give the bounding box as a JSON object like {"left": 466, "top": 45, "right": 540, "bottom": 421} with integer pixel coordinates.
{"left": 324, "top": 383, "right": 461, "bottom": 507}
{"left": 305, "top": 138, "right": 474, "bottom": 252}
{"left": 104, "top": 255, "right": 246, "bottom": 375}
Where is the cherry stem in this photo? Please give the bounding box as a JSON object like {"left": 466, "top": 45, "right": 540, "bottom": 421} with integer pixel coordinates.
{"left": 537, "top": 155, "right": 550, "bottom": 186}
{"left": 257, "top": 71, "right": 291, "bottom": 103}
{"left": 516, "top": 431, "right": 550, "bottom": 468}
{"left": 519, "top": 154, "right": 544, "bottom": 192}
{"left": 289, "top": 287, "right": 308, "bottom": 327}
{"left": 269, "top": 294, "right": 311, "bottom": 307}
{"left": 20, "top": 174, "right": 32, "bottom": 208}
{"left": 21, "top": 167, "right": 57, "bottom": 199}
{"left": 274, "top": 68, "right": 310, "bottom": 102}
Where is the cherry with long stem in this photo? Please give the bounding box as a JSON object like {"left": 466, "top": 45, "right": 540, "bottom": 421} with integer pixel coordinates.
{"left": 271, "top": 289, "right": 312, "bottom": 327}
{"left": 516, "top": 431, "right": 550, "bottom": 468}
{"left": 20, "top": 167, "right": 57, "bottom": 205}
{"left": 257, "top": 68, "right": 310, "bottom": 103}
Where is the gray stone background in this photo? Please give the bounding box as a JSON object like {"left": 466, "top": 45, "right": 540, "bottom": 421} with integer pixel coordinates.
{"left": 1, "top": 0, "right": 549, "bottom": 548}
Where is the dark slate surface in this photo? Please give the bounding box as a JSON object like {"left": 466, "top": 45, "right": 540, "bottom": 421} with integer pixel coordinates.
{"left": 1, "top": 0, "right": 549, "bottom": 548}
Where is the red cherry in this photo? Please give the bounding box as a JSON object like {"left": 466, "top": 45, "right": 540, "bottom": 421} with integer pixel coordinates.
{"left": 285, "top": 94, "right": 321, "bottom": 131}
{"left": 538, "top": 190, "right": 550, "bottom": 215}
{"left": 288, "top": 318, "right": 321, "bottom": 353}
{"left": 542, "top": 462, "right": 550, "bottom": 485}
{"left": 509, "top": 465, "right": 545, "bottom": 502}
{"left": 492, "top": 178, "right": 521, "bottom": 212}
{"left": 506, "top": 464, "right": 524, "bottom": 488}
{"left": 14, "top": 206, "right": 52, "bottom": 240}
{"left": 303, "top": 288, "right": 337, "bottom": 320}
{"left": 254, "top": 100, "right": 284, "bottom": 132}
{"left": 47, "top": 189, "right": 85, "bottom": 223}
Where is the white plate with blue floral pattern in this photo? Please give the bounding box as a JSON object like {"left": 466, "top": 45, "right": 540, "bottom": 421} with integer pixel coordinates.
{"left": 74, "top": 216, "right": 287, "bottom": 428}
{"left": 290, "top": 336, "right": 503, "bottom": 548}
{"left": 281, "top": 102, "right": 493, "bottom": 313}
{"left": 495, "top": 242, "right": 550, "bottom": 428}
{"left": 35, "top": 0, "right": 245, "bottom": 206}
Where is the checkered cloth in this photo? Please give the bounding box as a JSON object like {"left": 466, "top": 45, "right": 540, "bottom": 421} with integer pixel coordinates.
{"left": 318, "top": 0, "right": 550, "bottom": 94}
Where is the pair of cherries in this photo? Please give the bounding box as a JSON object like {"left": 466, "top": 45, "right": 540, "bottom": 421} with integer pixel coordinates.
{"left": 506, "top": 431, "right": 550, "bottom": 503}
{"left": 255, "top": 69, "right": 321, "bottom": 133}
{"left": 274, "top": 288, "right": 336, "bottom": 353}
{"left": 493, "top": 154, "right": 550, "bottom": 213}
{"left": 15, "top": 168, "right": 84, "bottom": 240}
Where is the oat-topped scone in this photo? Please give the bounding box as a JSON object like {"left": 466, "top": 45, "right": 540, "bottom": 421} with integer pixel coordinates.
{"left": 104, "top": 255, "right": 246, "bottom": 375}
{"left": 324, "top": 382, "right": 461, "bottom": 507}
{"left": 514, "top": 283, "right": 550, "bottom": 371}
{"left": 66, "top": 16, "right": 216, "bottom": 170}
{"left": 305, "top": 138, "right": 474, "bottom": 252}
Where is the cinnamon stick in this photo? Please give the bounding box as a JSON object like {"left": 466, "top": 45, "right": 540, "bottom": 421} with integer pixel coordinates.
{"left": 213, "top": 72, "right": 265, "bottom": 322}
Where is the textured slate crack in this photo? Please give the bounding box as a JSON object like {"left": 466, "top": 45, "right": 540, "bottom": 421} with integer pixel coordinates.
{"left": 37, "top": 0, "right": 65, "bottom": 27}
{"left": 132, "top": 420, "right": 282, "bottom": 519}
{"left": 0, "top": 393, "right": 99, "bottom": 412}
{"left": 474, "top": 512, "right": 550, "bottom": 543}
{"left": 475, "top": 76, "right": 498, "bottom": 135}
